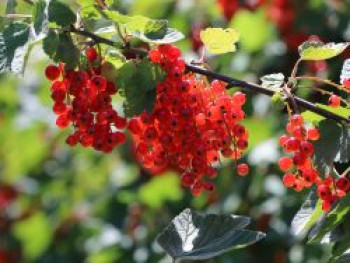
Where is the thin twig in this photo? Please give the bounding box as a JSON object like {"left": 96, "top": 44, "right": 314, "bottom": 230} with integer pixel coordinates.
{"left": 294, "top": 76, "right": 349, "bottom": 93}
{"left": 66, "top": 26, "right": 350, "bottom": 125}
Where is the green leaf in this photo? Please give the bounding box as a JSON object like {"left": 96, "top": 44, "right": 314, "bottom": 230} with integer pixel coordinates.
{"left": 117, "top": 58, "right": 165, "bottom": 117}
{"left": 0, "top": 22, "right": 30, "bottom": 74}
{"left": 43, "top": 31, "right": 79, "bottom": 69}
{"left": 42, "top": 29, "right": 59, "bottom": 58}
{"left": 309, "top": 194, "right": 350, "bottom": 244}
{"left": 13, "top": 212, "right": 52, "bottom": 261}
{"left": 103, "top": 10, "right": 150, "bottom": 33}
{"left": 230, "top": 9, "right": 273, "bottom": 52}
{"left": 48, "top": 0, "right": 76, "bottom": 27}
{"left": 302, "top": 104, "right": 350, "bottom": 126}
{"left": 299, "top": 41, "right": 350, "bottom": 61}
{"left": 291, "top": 189, "right": 323, "bottom": 237}
{"left": 157, "top": 209, "right": 265, "bottom": 262}
{"left": 200, "top": 28, "right": 240, "bottom": 54}
{"left": 132, "top": 20, "right": 184, "bottom": 44}
{"left": 335, "top": 127, "right": 350, "bottom": 163}
{"left": 313, "top": 119, "right": 342, "bottom": 175}
{"left": 55, "top": 33, "right": 80, "bottom": 69}
{"left": 77, "top": 0, "right": 102, "bottom": 20}
{"left": 138, "top": 172, "right": 183, "bottom": 209}
{"left": 334, "top": 252, "right": 350, "bottom": 263}
{"left": 32, "top": 0, "right": 48, "bottom": 37}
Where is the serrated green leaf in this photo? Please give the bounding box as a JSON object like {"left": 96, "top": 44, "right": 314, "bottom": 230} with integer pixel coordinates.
{"left": 299, "top": 41, "right": 349, "bottom": 61}
{"left": 32, "top": 0, "right": 48, "bottom": 37}
{"left": 0, "top": 22, "right": 30, "bottom": 74}
{"left": 77, "top": 0, "right": 102, "bottom": 20}
{"left": 309, "top": 194, "right": 350, "bottom": 244}
{"left": 48, "top": 0, "right": 76, "bottom": 27}
{"left": 157, "top": 209, "right": 265, "bottom": 262}
{"left": 291, "top": 189, "right": 323, "bottom": 237}
{"left": 117, "top": 58, "right": 165, "bottom": 117}
{"left": 200, "top": 28, "right": 239, "bottom": 54}
{"left": 42, "top": 29, "right": 59, "bottom": 59}
{"left": 55, "top": 33, "right": 80, "bottom": 69}
{"left": 313, "top": 119, "right": 342, "bottom": 175}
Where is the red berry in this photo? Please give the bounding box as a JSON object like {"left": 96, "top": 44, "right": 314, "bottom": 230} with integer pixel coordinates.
{"left": 336, "top": 177, "right": 350, "bottom": 191}
{"left": 343, "top": 78, "right": 350, "bottom": 88}
{"left": 45, "top": 65, "right": 60, "bottom": 81}
{"left": 66, "top": 133, "right": 79, "bottom": 146}
{"left": 278, "top": 157, "right": 293, "bottom": 171}
{"left": 237, "top": 163, "right": 249, "bottom": 176}
{"left": 282, "top": 173, "right": 295, "bottom": 187}
{"left": 328, "top": 95, "right": 341, "bottom": 107}
{"left": 307, "top": 127, "right": 320, "bottom": 141}
{"left": 86, "top": 47, "right": 98, "bottom": 62}
{"left": 290, "top": 114, "right": 303, "bottom": 127}
{"left": 56, "top": 115, "right": 70, "bottom": 129}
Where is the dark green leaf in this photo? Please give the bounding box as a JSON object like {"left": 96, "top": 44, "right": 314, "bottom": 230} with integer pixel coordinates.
{"left": 157, "top": 209, "right": 265, "bottom": 262}
{"left": 334, "top": 252, "right": 350, "bottom": 263}
{"left": 48, "top": 0, "right": 76, "bottom": 27}
{"left": 313, "top": 119, "right": 342, "bottom": 175}
{"left": 42, "top": 30, "right": 59, "bottom": 59}
{"left": 133, "top": 27, "right": 184, "bottom": 44}
{"left": 117, "top": 58, "right": 165, "bottom": 117}
{"left": 309, "top": 194, "right": 350, "bottom": 244}
{"left": 55, "top": 33, "right": 80, "bottom": 69}
{"left": 335, "top": 127, "right": 350, "bottom": 163}
{"left": 291, "top": 189, "right": 322, "bottom": 237}
{"left": 0, "top": 22, "right": 30, "bottom": 74}
{"left": 33, "top": 0, "right": 48, "bottom": 37}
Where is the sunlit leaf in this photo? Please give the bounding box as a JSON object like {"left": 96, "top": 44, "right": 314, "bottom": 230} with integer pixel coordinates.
{"left": 200, "top": 28, "right": 240, "bottom": 54}
{"left": 291, "top": 189, "right": 322, "bottom": 237}
{"left": 157, "top": 209, "right": 265, "bottom": 262}
{"left": 299, "top": 41, "right": 349, "bottom": 61}
{"left": 260, "top": 73, "right": 285, "bottom": 90}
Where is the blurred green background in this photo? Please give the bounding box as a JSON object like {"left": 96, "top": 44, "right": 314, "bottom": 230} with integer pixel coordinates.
{"left": 1, "top": 0, "right": 350, "bottom": 262}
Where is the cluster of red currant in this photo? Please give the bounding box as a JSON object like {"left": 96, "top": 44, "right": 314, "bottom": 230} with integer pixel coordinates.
{"left": 279, "top": 114, "right": 350, "bottom": 211}
{"left": 127, "top": 44, "right": 250, "bottom": 196}
{"left": 45, "top": 47, "right": 127, "bottom": 153}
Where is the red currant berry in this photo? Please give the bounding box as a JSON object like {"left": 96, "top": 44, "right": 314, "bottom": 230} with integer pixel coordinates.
{"left": 45, "top": 65, "right": 60, "bottom": 81}
{"left": 237, "top": 163, "right": 249, "bottom": 176}
{"left": 86, "top": 47, "right": 98, "bottom": 62}
{"left": 328, "top": 95, "right": 341, "bottom": 107}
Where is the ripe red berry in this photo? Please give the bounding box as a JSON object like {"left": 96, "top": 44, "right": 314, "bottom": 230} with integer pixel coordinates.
{"left": 343, "top": 78, "right": 350, "bottom": 88}
{"left": 328, "top": 95, "right": 341, "bottom": 107}
{"left": 237, "top": 163, "right": 249, "bottom": 176}
{"left": 282, "top": 173, "right": 295, "bottom": 187}
{"left": 56, "top": 115, "right": 70, "bottom": 129}
{"left": 307, "top": 127, "right": 320, "bottom": 141}
{"left": 278, "top": 157, "right": 293, "bottom": 171}
{"left": 86, "top": 47, "right": 98, "bottom": 62}
{"left": 45, "top": 65, "right": 60, "bottom": 81}
{"left": 290, "top": 114, "right": 303, "bottom": 127}
{"left": 336, "top": 177, "right": 350, "bottom": 191}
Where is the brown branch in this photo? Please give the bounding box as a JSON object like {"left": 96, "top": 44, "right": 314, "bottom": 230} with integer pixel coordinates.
{"left": 67, "top": 26, "right": 350, "bottom": 125}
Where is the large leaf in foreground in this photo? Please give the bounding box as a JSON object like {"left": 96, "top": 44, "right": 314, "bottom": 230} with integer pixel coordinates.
{"left": 291, "top": 189, "right": 322, "bottom": 237}
{"left": 157, "top": 209, "right": 265, "bottom": 262}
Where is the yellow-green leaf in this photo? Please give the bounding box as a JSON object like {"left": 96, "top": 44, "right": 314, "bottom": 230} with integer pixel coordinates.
{"left": 299, "top": 41, "right": 350, "bottom": 61}
{"left": 200, "top": 28, "right": 240, "bottom": 54}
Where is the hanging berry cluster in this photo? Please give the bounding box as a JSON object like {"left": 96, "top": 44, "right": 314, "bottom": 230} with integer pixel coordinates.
{"left": 279, "top": 114, "right": 350, "bottom": 211}
{"left": 45, "top": 47, "right": 127, "bottom": 153}
{"left": 127, "top": 44, "right": 250, "bottom": 196}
